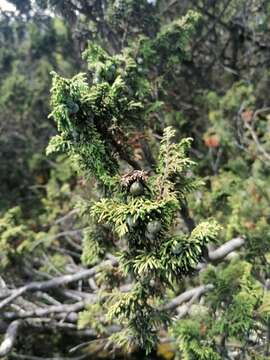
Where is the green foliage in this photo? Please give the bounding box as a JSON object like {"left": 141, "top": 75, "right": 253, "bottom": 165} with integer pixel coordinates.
{"left": 206, "top": 81, "right": 256, "bottom": 150}
{"left": 47, "top": 33, "right": 221, "bottom": 352}
{"left": 39, "top": 253, "right": 69, "bottom": 275}
{"left": 155, "top": 127, "right": 197, "bottom": 198}
{"left": 78, "top": 303, "right": 107, "bottom": 334}
{"left": 172, "top": 260, "right": 264, "bottom": 359}
{"left": 82, "top": 43, "right": 151, "bottom": 108}
{"left": 45, "top": 10, "right": 220, "bottom": 352}
{"left": 47, "top": 8, "right": 201, "bottom": 189}
{"left": 106, "top": 283, "right": 171, "bottom": 353}
{"left": 172, "top": 317, "right": 221, "bottom": 360}
{"left": 106, "top": 0, "right": 159, "bottom": 38}
{"left": 145, "top": 10, "right": 201, "bottom": 69}
{"left": 92, "top": 196, "right": 177, "bottom": 238}
{"left": 202, "top": 260, "right": 262, "bottom": 339}
{"left": 81, "top": 226, "right": 110, "bottom": 266}
{"left": 84, "top": 126, "right": 220, "bottom": 352}
{"left": 132, "top": 10, "right": 200, "bottom": 73}
{"left": 0, "top": 11, "right": 76, "bottom": 209}
{"left": 0, "top": 207, "right": 33, "bottom": 269}
{"left": 48, "top": 71, "right": 119, "bottom": 186}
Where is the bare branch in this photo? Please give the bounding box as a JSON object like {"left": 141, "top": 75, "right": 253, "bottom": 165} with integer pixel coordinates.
{"left": 0, "top": 320, "right": 22, "bottom": 357}
{"left": 197, "top": 237, "right": 245, "bottom": 269}
{"left": 162, "top": 284, "right": 214, "bottom": 311}
{"left": 3, "top": 301, "right": 86, "bottom": 321}
{"left": 208, "top": 237, "right": 245, "bottom": 262}
{"left": 244, "top": 121, "right": 270, "bottom": 162}
{"left": 54, "top": 209, "right": 79, "bottom": 225}
{"left": 176, "top": 287, "right": 208, "bottom": 319}
{"left": 0, "top": 259, "right": 116, "bottom": 311}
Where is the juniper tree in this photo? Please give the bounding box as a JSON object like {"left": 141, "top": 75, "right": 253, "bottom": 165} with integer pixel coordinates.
{"left": 1, "top": 2, "right": 270, "bottom": 359}
{"left": 46, "top": 11, "right": 221, "bottom": 353}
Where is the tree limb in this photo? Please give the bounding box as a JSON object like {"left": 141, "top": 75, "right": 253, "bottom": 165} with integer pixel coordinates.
{"left": 162, "top": 284, "right": 214, "bottom": 311}
{"left": 208, "top": 236, "right": 245, "bottom": 262}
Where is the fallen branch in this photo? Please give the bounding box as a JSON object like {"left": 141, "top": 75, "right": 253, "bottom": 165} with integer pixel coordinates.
{"left": 0, "top": 259, "right": 116, "bottom": 311}
{"left": 2, "top": 301, "right": 86, "bottom": 321}
{"left": 0, "top": 238, "right": 244, "bottom": 312}
{"left": 0, "top": 320, "right": 22, "bottom": 357}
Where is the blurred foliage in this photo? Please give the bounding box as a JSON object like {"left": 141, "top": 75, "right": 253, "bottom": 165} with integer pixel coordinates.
{"left": 0, "top": 11, "right": 79, "bottom": 209}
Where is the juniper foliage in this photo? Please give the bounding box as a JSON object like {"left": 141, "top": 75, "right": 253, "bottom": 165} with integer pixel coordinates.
{"left": 47, "top": 11, "right": 220, "bottom": 353}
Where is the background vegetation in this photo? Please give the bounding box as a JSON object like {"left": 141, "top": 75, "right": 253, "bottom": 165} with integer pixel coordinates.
{"left": 0, "top": 1, "right": 270, "bottom": 359}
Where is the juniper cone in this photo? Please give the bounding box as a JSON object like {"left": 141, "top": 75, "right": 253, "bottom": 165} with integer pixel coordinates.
{"left": 147, "top": 220, "right": 162, "bottom": 234}
{"left": 129, "top": 181, "right": 144, "bottom": 196}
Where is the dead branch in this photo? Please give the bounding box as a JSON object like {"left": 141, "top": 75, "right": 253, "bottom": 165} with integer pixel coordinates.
{"left": 0, "top": 259, "right": 116, "bottom": 311}
{"left": 0, "top": 320, "right": 22, "bottom": 357}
